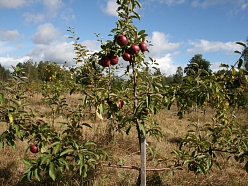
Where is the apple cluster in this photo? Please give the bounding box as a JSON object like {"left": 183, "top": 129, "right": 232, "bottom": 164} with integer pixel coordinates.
{"left": 99, "top": 35, "right": 148, "bottom": 67}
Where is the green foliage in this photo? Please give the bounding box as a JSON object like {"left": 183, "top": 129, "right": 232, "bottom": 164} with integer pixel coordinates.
{"left": 162, "top": 45, "right": 248, "bottom": 175}
{"left": 2, "top": 0, "right": 248, "bottom": 184}
{"left": 184, "top": 54, "right": 212, "bottom": 76}
{"left": 0, "top": 66, "right": 107, "bottom": 182}
{"left": 0, "top": 63, "right": 11, "bottom": 81}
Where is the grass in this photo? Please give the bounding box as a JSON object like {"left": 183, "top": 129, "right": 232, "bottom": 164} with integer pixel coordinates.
{"left": 0, "top": 94, "right": 248, "bottom": 185}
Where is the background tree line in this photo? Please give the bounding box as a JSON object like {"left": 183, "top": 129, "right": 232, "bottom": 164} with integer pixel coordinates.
{"left": 0, "top": 36, "right": 247, "bottom": 94}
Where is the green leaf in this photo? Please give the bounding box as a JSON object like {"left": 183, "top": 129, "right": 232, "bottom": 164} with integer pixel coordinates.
{"left": 22, "top": 159, "right": 33, "bottom": 167}
{"left": 138, "top": 30, "right": 146, "bottom": 35}
{"left": 139, "top": 123, "right": 146, "bottom": 135}
{"left": 0, "top": 141, "right": 3, "bottom": 148}
{"left": 34, "top": 168, "right": 41, "bottom": 181}
{"left": 133, "top": 11, "right": 140, "bottom": 20}
{"left": 27, "top": 170, "right": 32, "bottom": 181}
{"left": 49, "top": 162, "right": 56, "bottom": 181}
{"left": 20, "top": 174, "right": 28, "bottom": 182}
{"left": 50, "top": 141, "right": 60, "bottom": 147}
{"left": 84, "top": 142, "right": 96, "bottom": 146}
{"left": 54, "top": 144, "right": 61, "bottom": 154}
{"left": 238, "top": 58, "right": 243, "bottom": 69}
{"left": 236, "top": 41, "right": 247, "bottom": 48}
{"left": 78, "top": 153, "right": 84, "bottom": 166}
{"left": 126, "top": 125, "right": 131, "bottom": 135}
{"left": 219, "top": 63, "right": 229, "bottom": 68}
{"left": 60, "top": 148, "right": 74, "bottom": 156}
{"left": 40, "top": 154, "right": 50, "bottom": 165}
{"left": 234, "top": 50, "right": 241, "bottom": 54}
{"left": 0, "top": 93, "right": 4, "bottom": 105}
{"left": 58, "top": 157, "right": 69, "bottom": 170}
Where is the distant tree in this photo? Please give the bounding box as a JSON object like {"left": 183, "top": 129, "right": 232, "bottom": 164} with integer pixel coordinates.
{"left": 37, "top": 61, "right": 64, "bottom": 81}
{"left": 153, "top": 68, "right": 167, "bottom": 86}
{"left": 184, "top": 54, "right": 212, "bottom": 76}
{"left": 0, "top": 63, "right": 10, "bottom": 81}
{"left": 16, "top": 60, "right": 38, "bottom": 82}
{"left": 173, "top": 66, "right": 183, "bottom": 84}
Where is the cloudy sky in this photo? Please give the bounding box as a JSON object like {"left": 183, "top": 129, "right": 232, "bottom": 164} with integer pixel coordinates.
{"left": 0, "top": 0, "right": 247, "bottom": 75}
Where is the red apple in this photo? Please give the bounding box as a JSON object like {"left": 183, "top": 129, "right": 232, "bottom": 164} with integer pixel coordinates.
{"left": 139, "top": 42, "right": 148, "bottom": 52}
{"left": 30, "top": 144, "right": 38, "bottom": 153}
{"left": 89, "top": 81, "right": 93, "bottom": 85}
{"left": 48, "top": 76, "right": 52, "bottom": 81}
{"left": 100, "top": 56, "right": 110, "bottom": 67}
{"left": 110, "top": 55, "right": 119, "bottom": 65}
{"left": 117, "top": 35, "right": 128, "bottom": 46}
{"left": 130, "top": 44, "right": 140, "bottom": 54}
{"left": 122, "top": 52, "right": 131, "bottom": 61}
{"left": 117, "top": 99, "right": 124, "bottom": 109}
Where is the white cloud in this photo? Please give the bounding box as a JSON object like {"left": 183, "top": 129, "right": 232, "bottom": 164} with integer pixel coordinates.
{"left": 152, "top": 54, "right": 177, "bottom": 76}
{"left": 187, "top": 39, "right": 243, "bottom": 54}
{"left": 102, "top": 0, "right": 118, "bottom": 16}
{"left": 160, "top": 0, "right": 185, "bottom": 5}
{"left": 43, "top": 0, "right": 64, "bottom": 18}
{"left": 31, "top": 23, "right": 60, "bottom": 44}
{"left": 21, "top": 0, "right": 68, "bottom": 24}
{"left": 0, "top": 55, "right": 30, "bottom": 69}
{"left": 0, "top": 29, "right": 24, "bottom": 43}
{"left": 27, "top": 41, "right": 75, "bottom": 65}
{"left": 241, "top": 3, "right": 248, "bottom": 10}
{"left": 191, "top": 0, "right": 246, "bottom": 7}
{"left": 81, "top": 40, "right": 101, "bottom": 52}
{"left": 0, "top": 0, "right": 28, "bottom": 9}
{"left": 26, "top": 38, "right": 100, "bottom": 66}
{"left": 145, "top": 0, "right": 185, "bottom": 5}
{"left": 147, "top": 31, "right": 181, "bottom": 55}
{"left": 23, "top": 12, "right": 45, "bottom": 24}
{"left": 0, "top": 41, "right": 16, "bottom": 55}
{"left": 211, "top": 61, "right": 224, "bottom": 72}
{"left": 60, "top": 7, "right": 76, "bottom": 24}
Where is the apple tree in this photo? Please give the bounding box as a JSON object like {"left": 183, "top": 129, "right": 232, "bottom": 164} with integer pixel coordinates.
{"left": 159, "top": 41, "right": 248, "bottom": 175}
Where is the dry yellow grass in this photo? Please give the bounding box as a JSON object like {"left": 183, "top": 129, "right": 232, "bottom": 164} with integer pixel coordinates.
{"left": 0, "top": 94, "right": 248, "bottom": 186}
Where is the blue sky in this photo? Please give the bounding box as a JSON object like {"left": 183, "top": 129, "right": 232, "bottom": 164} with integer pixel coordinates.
{"left": 0, "top": 0, "right": 247, "bottom": 75}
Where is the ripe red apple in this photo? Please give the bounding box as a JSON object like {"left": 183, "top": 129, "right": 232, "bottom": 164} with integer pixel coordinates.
{"left": 117, "top": 99, "right": 124, "bottom": 109}
{"left": 89, "top": 81, "right": 93, "bottom": 85}
{"left": 130, "top": 44, "right": 140, "bottom": 54}
{"left": 100, "top": 56, "right": 110, "bottom": 67}
{"left": 117, "top": 35, "right": 128, "bottom": 46}
{"left": 139, "top": 42, "right": 148, "bottom": 52}
{"left": 122, "top": 52, "right": 131, "bottom": 61}
{"left": 110, "top": 55, "right": 119, "bottom": 65}
{"left": 30, "top": 144, "right": 38, "bottom": 153}
{"left": 48, "top": 76, "right": 52, "bottom": 81}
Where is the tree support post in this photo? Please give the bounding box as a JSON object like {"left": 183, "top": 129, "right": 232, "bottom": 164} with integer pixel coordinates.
{"left": 140, "top": 132, "right": 146, "bottom": 186}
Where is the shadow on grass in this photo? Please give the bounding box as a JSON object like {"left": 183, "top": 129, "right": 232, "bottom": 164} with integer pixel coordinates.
{"left": 0, "top": 167, "right": 12, "bottom": 181}
{"left": 14, "top": 170, "right": 97, "bottom": 186}
{"left": 135, "top": 171, "right": 164, "bottom": 186}
{"left": 168, "top": 137, "right": 183, "bottom": 145}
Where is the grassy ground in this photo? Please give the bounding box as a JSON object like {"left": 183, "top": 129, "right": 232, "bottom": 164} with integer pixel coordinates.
{"left": 0, "top": 94, "right": 248, "bottom": 186}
